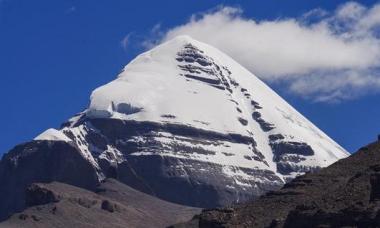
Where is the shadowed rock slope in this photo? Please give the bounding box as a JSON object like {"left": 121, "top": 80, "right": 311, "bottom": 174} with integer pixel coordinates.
{"left": 0, "top": 179, "right": 200, "bottom": 228}
{"left": 175, "top": 140, "right": 380, "bottom": 228}
{"left": 0, "top": 140, "right": 100, "bottom": 220}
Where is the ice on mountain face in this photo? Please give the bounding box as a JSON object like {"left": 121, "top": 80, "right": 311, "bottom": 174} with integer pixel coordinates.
{"left": 51, "top": 35, "right": 349, "bottom": 207}
{"left": 34, "top": 128, "right": 72, "bottom": 142}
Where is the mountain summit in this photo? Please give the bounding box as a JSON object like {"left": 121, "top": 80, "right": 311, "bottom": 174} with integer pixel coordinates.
{"left": 0, "top": 36, "right": 348, "bottom": 219}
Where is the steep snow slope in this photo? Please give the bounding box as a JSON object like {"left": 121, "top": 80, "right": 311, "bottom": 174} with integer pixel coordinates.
{"left": 21, "top": 35, "right": 348, "bottom": 207}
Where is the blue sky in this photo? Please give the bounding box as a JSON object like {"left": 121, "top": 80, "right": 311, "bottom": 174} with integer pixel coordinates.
{"left": 0, "top": 0, "right": 379, "bottom": 156}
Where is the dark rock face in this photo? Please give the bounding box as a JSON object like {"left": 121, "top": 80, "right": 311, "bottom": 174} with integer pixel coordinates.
{"left": 0, "top": 141, "right": 99, "bottom": 221}
{"left": 270, "top": 141, "right": 315, "bottom": 175}
{"left": 176, "top": 43, "right": 238, "bottom": 94}
{"left": 176, "top": 141, "right": 380, "bottom": 228}
{"left": 250, "top": 100, "right": 262, "bottom": 109}
{"left": 81, "top": 118, "right": 282, "bottom": 208}
{"left": 251, "top": 111, "right": 275, "bottom": 132}
{"left": 271, "top": 142, "right": 314, "bottom": 160}
{"left": 120, "top": 155, "right": 281, "bottom": 208}
{"left": 268, "top": 133, "right": 317, "bottom": 176}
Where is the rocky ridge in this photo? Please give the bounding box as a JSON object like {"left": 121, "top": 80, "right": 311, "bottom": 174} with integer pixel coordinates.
{"left": 175, "top": 140, "right": 380, "bottom": 228}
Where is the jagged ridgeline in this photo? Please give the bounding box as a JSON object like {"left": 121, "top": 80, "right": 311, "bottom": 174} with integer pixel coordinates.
{"left": 0, "top": 36, "right": 348, "bottom": 220}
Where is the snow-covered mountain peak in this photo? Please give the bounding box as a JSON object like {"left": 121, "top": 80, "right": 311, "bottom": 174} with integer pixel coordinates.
{"left": 86, "top": 36, "right": 348, "bottom": 166}
{"left": 31, "top": 36, "right": 349, "bottom": 207}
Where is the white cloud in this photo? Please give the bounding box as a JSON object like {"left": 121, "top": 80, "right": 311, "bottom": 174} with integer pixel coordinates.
{"left": 289, "top": 70, "right": 380, "bottom": 103}
{"left": 336, "top": 1, "right": 366, "bottom": 20}
{"left": 143, "top": 2, "right": 380, "bottom": 102}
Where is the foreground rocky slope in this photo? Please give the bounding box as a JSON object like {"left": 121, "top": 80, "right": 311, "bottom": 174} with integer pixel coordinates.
{"left": 176, "top": 140, "right": 380, "bottom": 228}
{"left": 0, "top": 179, "right": 200, "bottom": 228}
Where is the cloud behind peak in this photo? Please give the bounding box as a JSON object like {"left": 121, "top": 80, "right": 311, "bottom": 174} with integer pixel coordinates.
{"left": 143, "top": 2, "right": 380, "bottom": 102}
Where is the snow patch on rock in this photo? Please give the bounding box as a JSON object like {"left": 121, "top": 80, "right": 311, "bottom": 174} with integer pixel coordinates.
{"left": 34, "top": 128, "right": 72, "bottom": 142}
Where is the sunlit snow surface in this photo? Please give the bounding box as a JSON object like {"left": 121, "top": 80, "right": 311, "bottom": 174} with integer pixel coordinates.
{"left": 35, "top": 128, "right": 72, "bottom": 142}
